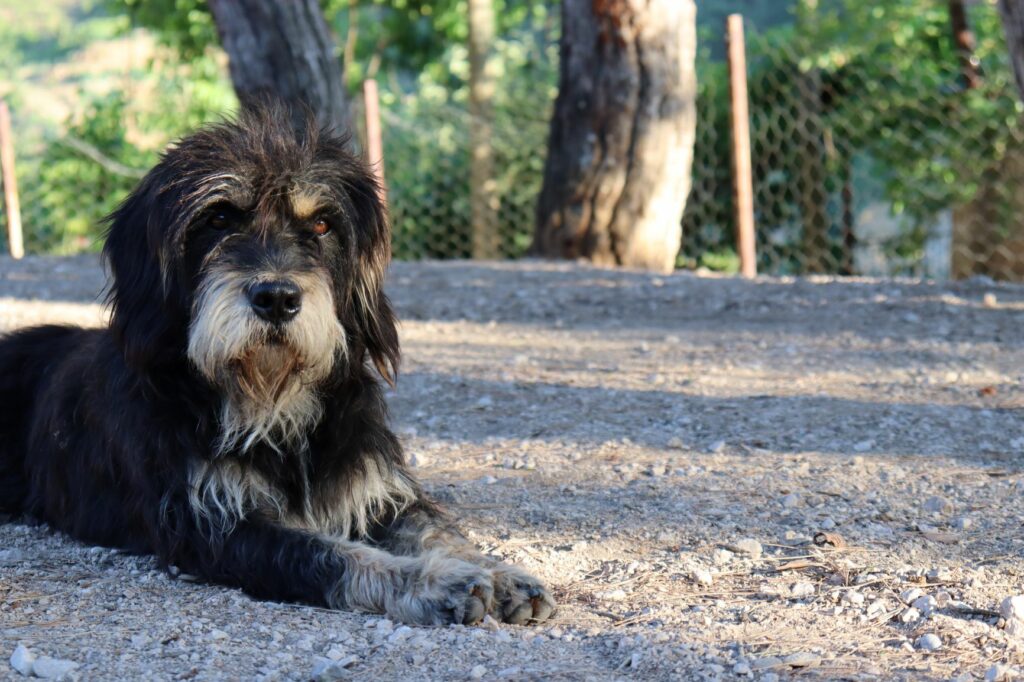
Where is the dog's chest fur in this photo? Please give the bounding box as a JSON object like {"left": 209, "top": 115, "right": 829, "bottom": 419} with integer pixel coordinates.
{"left": 187, "top": 445, "right": 417, "bottom": 539}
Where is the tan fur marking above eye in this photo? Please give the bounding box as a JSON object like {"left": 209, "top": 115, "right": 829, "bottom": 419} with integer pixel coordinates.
{"left": 290, "top": 189, "right": 325, "bottom": 220}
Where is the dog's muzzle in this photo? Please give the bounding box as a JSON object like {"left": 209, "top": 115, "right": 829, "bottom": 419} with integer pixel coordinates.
{"left": 247, "top": 280, "right": 302, "bottom": 325}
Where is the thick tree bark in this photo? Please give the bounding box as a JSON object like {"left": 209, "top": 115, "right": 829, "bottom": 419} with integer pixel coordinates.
{"left": 533, "top": 0, "right": 698, "bottom": 273}
{"left": 468, "top": 0, "right": 500, "bottom": 259}
{"left": 208, "top": 0, "right": 350, "bottom": 134}
{"left": 1000, "top": 0, "right": 1024, "bottom": 99}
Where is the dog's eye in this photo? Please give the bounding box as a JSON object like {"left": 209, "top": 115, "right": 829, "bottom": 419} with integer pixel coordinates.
{"left": 312, "top": 218, "right": 331, "bottom": 237}
{"left": 209, "top": 210, "right": 233, "bottom": 231}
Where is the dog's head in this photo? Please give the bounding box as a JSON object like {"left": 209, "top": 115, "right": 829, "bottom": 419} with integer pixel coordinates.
{"left": 104, "top": 105, "right": 398, "bottom": 450}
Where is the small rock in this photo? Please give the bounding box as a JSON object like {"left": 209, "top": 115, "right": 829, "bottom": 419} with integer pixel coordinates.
{"left": 733, "top": 661, "right": 752, "bottom": 675}
{"left": 0, "top": 549, "right": 25, "bottom": 565}
{"left": 780, "top": 493, "right": 800, "bottom": 509}
{"left": 469, "top": 665, "right": 488, "bottom": 679}
{"left": 482, "top": 476, "right": 498, "bottom": 485}
{"left": 819, "top": 517, "right": 837, "bottom": 530}
{"left": 599, "top": 589, "right": 628, "bottom": 601}
{"left": 733, "top": 538, "right": 763, "bottom": 559}
{"left": 842, "top": 591, "right": 865, "bottom": 607}
{"left": 783, "top": 652, "right": 820, "bottom": 668}
{"left": 646, "top": 464, "right": 667, "bottom": 477}
{"left": 790, "top": 582, "right": 815, "bottom": 599}
{"left": 388, "top": 626, "right": 413, "bottom": 644}
{"left": 667, "top": 437, "right": 684, "bottom": 450}
{"left": 712, "top": 548, "right": 734, "bottom": 565}
{"left": 900, "top": 607, "right": 921, "bottom": 624}
{"left": 210, "top": 629, "right": 229, "bottom": 641}
{"left": 900, "top": 588, "right": 924, "bottom": 605}
{"left": 407, "top": 452, "right": 431, "bottom": 468}
{"left": 707, "top": 440, "right": 726, "bottom": 454}
{"left": 922, "top": 496, "right": 952, "bottom": 514}
{"left": 982, "top": 293, "right": 998, "bottom": 308}
{"left": 953, "top": 516, "right": 972, "bottom": 531}
{"left": 691, "top": 569, "right": 714, "bottom": 587}
{"left": 853, "top": 439, "right": 874, "bottom": 453}
{"left": 912, "top": 595, "right": 937, "bottom": 616}
{"left": 312, "top": 657, "right": 354, "bottom": 681}
{"left": 750, "top": 657, "right": 781, "bottom": 670}
{"left": 10, "top": 645, "right": 35, "bottom": 676}
{"left": 130, "top": 634, "right": 150, "bottom": 648}
{"left": 1000, "top": 595, "right": 1024, "bottom": 622}
{"left": 31, "top": 657, "right": 78, "bottom": 680}
{"left": 916, "top": 633, "right": 942, "bottom": 651}
{"left": 986, "top": 664, "right": 1016, "bottom": 681}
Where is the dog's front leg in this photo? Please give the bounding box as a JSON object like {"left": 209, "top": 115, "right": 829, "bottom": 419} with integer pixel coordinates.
{"left": 172, "top": 519, "right": 494, "bottom": 625}
{"left": 379, "top": 502, "right": 556, "bottom": 624}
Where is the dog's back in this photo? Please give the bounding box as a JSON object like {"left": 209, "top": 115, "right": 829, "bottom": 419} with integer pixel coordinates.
{"left": 0, "top": 325, "right": 87, "bottom": 514}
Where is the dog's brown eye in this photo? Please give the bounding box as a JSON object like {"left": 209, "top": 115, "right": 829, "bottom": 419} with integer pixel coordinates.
{"left": 209, "top": 211, "right": 231, "bottom": 230}
{"left": 312, "top": 218, "right": 330, "bottom": 236}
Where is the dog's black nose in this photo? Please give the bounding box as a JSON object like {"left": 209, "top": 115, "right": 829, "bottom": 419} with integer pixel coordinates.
{"left": 247, "top": 280, "right": 302, "bottom": 324}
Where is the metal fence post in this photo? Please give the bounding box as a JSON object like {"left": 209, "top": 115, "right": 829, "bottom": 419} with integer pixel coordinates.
{"left": 0, "top": 101, "right": 24, "bottom": 259}
{"left": 362, "top": 78, "right": 386, "bottom": 205}
{"left": 726, "top": 15, "right": 756, "bottom": 279}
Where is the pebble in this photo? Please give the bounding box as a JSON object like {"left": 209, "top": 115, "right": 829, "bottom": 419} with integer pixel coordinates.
{"left": 842, "top": 591, "right": 865, "bottom": 607}
{"left": 922, "top": 495, "right": 952, "bottom": 514}
{"left": 916, "top": 633, "right": 942, "bottom": 651}
{"left": 733, "top": 538, "right": 763, "bottom": 559}
{"left": 311, "top": 658, "right": 353, "bottom": 681}
{"left": 750, "top": 656, "right": 781, "bottom": 670}
{"left": 986, "top": 664, "right": 1017, "bottom": 681}
{"left": 733, "top": 661, "right": 752, "bottom": 675}
{"left": 783, "top": 652, "right": 820, "bottom": 668}
{"left": 1000, "top": 595, "right": 1024, "bottom": 622}
{"left": 667, "top": 437, "right": 684, "bottom": 450}
{"left": 210, "top": 629, "right": 229, "bottom": 641}
{"left": 0, "top": 549, "right": 25, "bottom": 565}
{"left": 790, "top": 582, "right": 815, "bottom": 598}
{"left": 819, "top": 517, "right": 837, "bottom": 530}
{"left": 712, "top": 548, "right": 734, "bottom": 565}
{"left": 912, "top": 595, "right": 937, "bottom": 615}
{"left": 10, "top": 645, "right": 34, "bottom": 676}
{"left": 31, "top": 656, "right": 78, "bottom": 679}
{"left": 900, "top": 588, "right": 924, "bottom": 605}
{"left": 852, "top": 439, "right": 874, "bottom": 453}
{"left": 469, "top": 665, "right": 488, "bottom": 679}
{"left": 780, "top": 493, "right": 800, "bottom": 508}
{"left": 953, "top": 516, "right": 972, "bottom": 531}
{"left": 692, "top": 569, "right": 714, "bottom": 587}
{"left": 900, "top": 607, "right": 921, "bottom": 623}
{"left": 982, "top": 293, "right": 998, "bottom": 308}
{"left": 707, "top": 440, "right": 726, "bottom": 454}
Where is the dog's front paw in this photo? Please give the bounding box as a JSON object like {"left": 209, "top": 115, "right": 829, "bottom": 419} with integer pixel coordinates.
{"left": 389, "top": 552, "right": 494, "bottom": 626}
{"left": 491, "top": 564, "right": 556, "bottom": 625}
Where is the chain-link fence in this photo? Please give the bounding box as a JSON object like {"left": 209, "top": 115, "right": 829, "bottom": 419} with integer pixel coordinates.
{"left": 4, "top": 3, "right": 1024, "bottom": 281}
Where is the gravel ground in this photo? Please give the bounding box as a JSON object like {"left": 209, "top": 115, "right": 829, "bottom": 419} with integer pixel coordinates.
{"left": 1, "top": 256, "right": 1024, "bottom": 681}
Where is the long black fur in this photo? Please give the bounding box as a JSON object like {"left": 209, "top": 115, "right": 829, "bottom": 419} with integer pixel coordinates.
{"left": 0, "top": 106, "right": 555, "bottom": 626}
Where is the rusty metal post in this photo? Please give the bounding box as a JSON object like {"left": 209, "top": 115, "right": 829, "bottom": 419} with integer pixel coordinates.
{"left": 727, "top": 15, "right": 756, "bottom": 279}
{"left": 362, "top": 78, "right": 386, "bottom": 204}
{"left": 0, "top": 101, "right": 24, "bottom": 259}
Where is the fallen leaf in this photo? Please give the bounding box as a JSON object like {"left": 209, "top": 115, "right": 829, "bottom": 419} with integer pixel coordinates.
{"left": 776, "top": 559, "right": 821, "bottom": 572}
{"left": 978, "top": 386, "right": 997, "bottom": 397}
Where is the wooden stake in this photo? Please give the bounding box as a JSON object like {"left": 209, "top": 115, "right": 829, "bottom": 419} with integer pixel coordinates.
{"left": 0, "top": 101, "right": 24, "bottom": 259}
{"left": 362, "top": 78, "right": 386, "bottom": 204}
{"left": 727, "top": 15, "right": 756, "bottom": 278}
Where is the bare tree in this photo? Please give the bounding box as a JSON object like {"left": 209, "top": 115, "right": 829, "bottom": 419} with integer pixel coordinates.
{"left": 533, "top": 0, "right": 698, "bottom": 273}
{"left": 208, "top": 0, "right": 350, "bottom": 133}
{"left": 1000, "top": 0, "right": 1024, "bottom": 99}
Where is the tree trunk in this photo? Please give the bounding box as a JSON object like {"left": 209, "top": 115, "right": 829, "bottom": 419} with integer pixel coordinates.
{"left": 533, "top": 0, "right": 698, "bottom": 273}
{"left": 208, "top": 0, "right": 350, "bottom": 134}
{"left": 1000, "top": 0, "right": 1024, "bottom": 99}
{"left": 468, "top": 0, "right": 500, "bottom": 259}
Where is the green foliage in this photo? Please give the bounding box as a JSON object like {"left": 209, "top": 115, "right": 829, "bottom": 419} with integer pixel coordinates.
{"left": 682, "top": 0, "right": 1024, "bottom": 275}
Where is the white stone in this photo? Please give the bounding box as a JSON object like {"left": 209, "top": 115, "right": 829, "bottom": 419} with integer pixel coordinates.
{"left": 842, "top": 591, "right": 865, "bottom": 606}
{"left": 31, "top": 657, "right": 78, "bottom": 680}
{"left": 900, "top": 607, "right": 921, "bottom": 624}
{"left": 712, "top": 548, "right": 734, "bottom": 565}
{"left": 916, "top": 633, "right": 942, "bottom": 651}
{"left": 707, "top": 440, "right": 726, "bottom": 454}
{"left": 469, "top": 665, "right": 488, "bottom": 679}
{"left": 10, "top": 645, "right": 34, "bottom": 676}
{"left": 692, "top": 569, "right": 714, "bottom": 587}
{"left": 733, "top": 538, "right": 763, "bottom": 559}
{"left": 790, "top": 582, "right": 815, "bottom": 598}
{"left": 783, "top": 652, "right": 820, "bottom": 668}
{"left": 1000, "top": 595, "right": 1024, "bottom": 622}
{"left": 922, "top": 496, "right": 952, "bottom": 514}
{"left": 853, "top": 439, "right": 874, "bottom": 452}
{"left": 210, "top": 629, "right": 229, "bottom": 641}
{"left": 899, "top": 588, "right": 924, "bottom": 605}
{"left": 912, "top": 595, "right": 937, "bottom": 615}
{"left": 733, "top": 662, "right": 752, "bottom": 675}
{"left": 780, "top": 494, "right": 800, "bottom": 508}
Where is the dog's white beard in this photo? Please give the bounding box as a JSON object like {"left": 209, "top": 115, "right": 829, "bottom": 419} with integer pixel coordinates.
{"left": 187, "top": 267, "right": 346, "bottom": 455}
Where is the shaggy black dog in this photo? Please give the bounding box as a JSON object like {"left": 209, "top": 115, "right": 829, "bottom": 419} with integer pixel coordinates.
{"left": 0, "top": 106, "right": 554, "bottom": 626}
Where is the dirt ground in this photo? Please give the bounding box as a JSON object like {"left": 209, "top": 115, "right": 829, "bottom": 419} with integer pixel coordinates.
{"left": 1, "top": 256, "right": 1023, "bottom": 681}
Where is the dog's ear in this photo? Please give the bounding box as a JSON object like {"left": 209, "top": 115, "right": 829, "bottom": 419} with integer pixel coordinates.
{"left": 103, "top": 167, "right": 184, "bottom": 369}
{"left": 347, "top": 172, "right": 400, "bottom": 385}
